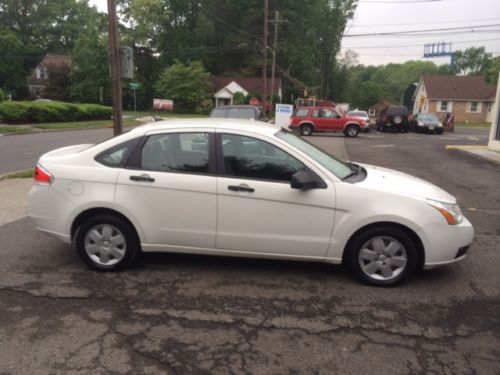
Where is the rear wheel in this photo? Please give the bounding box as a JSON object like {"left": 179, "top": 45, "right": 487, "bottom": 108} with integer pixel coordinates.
{"left": 344, "top": 124, "right": 359, "bottom": 137}
{"left": 344, "top": 225, "right": 419, "bottom": 286}
{"left": 300, "top": 124, "right": 313, "bottom": 136}
{"left": 75, "top": 214, "right": 140, "bottom": 271}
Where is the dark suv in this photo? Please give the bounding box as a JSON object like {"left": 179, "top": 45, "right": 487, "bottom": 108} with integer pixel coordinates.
{"left": 377, "top": 106, "right": 410, "bottom": 132}
{"left": 210, "top": 105, "right": 268, "bottom": 122}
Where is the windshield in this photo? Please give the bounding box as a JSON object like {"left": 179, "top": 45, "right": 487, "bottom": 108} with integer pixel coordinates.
{"left": 275, "top": 130, "right": 353, "bottom": 179}
{"left": 418, "top": 114, "right": 439, "bottom": 122}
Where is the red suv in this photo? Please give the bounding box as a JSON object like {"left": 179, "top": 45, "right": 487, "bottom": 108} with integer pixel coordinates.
{"left": 289, "top": 107, "right": 367, "bottom": 137}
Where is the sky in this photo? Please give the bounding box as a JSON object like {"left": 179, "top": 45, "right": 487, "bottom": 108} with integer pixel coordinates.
{"left": 89, "top": 0, "right": 500, "bottom": 66}
{"left": 341, "top": 0, "right": 500, "bottom": 65}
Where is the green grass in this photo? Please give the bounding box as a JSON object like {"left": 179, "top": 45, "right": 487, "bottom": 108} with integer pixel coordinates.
{"left": 0, "top": 126, "right": 32, "bottom": 134}
{"left": 0, "top": 168, "right": 34, "bottom": 180}
{"left": 0, "top": 110, "right": 207, "bottom": 133}
{"left": 33, "top": 120, "right": 113, "bottom": 130}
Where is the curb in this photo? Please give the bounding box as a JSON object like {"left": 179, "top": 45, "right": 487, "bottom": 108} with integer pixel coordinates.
{"left": 446, "top": 145, "right": 500, "bottom": 165}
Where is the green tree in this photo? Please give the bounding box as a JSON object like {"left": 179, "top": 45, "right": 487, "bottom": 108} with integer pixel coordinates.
{"left": 70, "top": 26, "right": 111, "bottom": 104}
{"left": 0, "top": 29, "right": 41, "bottom": 98}
{"left": 155, "top": 60, "right": 211, "bottom": 112}
{"left": 484, "top": 56, "right": 500, "bottom": 85}
{"left": 0, "top": 0, "right": 107, "bottom": 51}
{"left": 452, "top": 47, "right": 492, "bottom": 76}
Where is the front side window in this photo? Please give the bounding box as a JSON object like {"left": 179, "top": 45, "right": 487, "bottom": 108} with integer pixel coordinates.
{"left": 221, "top": 134, "right": 305, "bottom": 182}
{"left": 141, "top": 132, "right": 210, "bottom": 174}
{"left": 322, "top": 109, "right": 334, "bottom": 118}
{"left": 276, "top": 130, "right": 352, "bottom": 179}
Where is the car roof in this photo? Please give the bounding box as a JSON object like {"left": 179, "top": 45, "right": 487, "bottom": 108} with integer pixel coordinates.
{"left": 129, "top": 118, "right": 279, "bottom": 137}
{"left": 212, "top": 105, "right": 259, "bottom": 109}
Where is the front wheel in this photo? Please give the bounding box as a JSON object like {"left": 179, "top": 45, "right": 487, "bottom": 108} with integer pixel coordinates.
{"left": 344, "top": 226, "right": 419, "bottom": 286}
{"left": 75, "top": 214, "right": 140, "bottom": 271}
{"left": 344, "top": 124, "right": 359, "bottom": 137}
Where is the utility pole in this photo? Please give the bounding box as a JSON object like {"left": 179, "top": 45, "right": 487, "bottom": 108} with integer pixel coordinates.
{"left": 107, "top": 0, "right": 123, "bottom": 136}
{"left": 262, "top": 0, "right": 268, "bottom": 114}
{"left": 270, "top": 10, "right": 280, "bottom": 107}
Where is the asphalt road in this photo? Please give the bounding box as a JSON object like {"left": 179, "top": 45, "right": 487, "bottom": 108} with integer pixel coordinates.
{"left": 0, "top": 128, "right": 499, "bottom": 374}
{"left": 0, "top": 128, "right": 116, "bottom": 174}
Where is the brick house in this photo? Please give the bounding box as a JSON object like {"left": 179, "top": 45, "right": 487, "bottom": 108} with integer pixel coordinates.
{"left": 211, "top": 76, "right": 282, "bottom": 107}
{"left": 412, "top": 75, "right": 496, "bottom": 123}
{"left": 27, "top": 54, "right": 72, "bottom": 98}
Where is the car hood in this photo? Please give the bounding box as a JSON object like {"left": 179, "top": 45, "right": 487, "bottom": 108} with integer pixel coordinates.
{"left": 357, "top": 163, "right": 456, "bottom": 203}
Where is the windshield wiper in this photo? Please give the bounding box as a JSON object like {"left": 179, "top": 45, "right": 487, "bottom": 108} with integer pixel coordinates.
{"left": 342, "top": 162, "right": 360, "bottom": 180}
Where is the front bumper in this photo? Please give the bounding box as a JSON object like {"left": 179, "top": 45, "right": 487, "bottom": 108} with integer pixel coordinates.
{"left": 422, "top": 216, "right": 474, "bottom": 268}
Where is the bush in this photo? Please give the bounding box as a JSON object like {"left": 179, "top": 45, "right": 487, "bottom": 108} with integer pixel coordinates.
{"left": 0, "top": 101, "right": 112, "bottom": 123}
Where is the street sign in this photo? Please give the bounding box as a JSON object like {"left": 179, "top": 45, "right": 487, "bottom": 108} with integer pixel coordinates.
{"left": 128, "top": 82, "right": 140, "bottom": 90}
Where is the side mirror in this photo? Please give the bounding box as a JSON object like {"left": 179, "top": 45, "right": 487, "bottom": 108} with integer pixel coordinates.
{"left": 290, "top": 170, "right": 326, "bottom": 190}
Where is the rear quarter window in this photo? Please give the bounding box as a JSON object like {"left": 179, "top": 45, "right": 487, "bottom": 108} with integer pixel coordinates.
{"left": 293, "top": 108, "right": 310, "bottom": 117}
{"left": 95, "top": 138, "right": 141, "bottom": 168}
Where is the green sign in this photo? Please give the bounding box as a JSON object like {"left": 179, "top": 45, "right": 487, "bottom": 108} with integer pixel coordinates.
{"left": 128, "top": 82, "right": 140, "bottom": 90}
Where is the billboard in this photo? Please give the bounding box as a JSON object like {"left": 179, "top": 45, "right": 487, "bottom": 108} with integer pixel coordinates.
{"left": 153, "top": 99, "right": 174, "bottom": 111}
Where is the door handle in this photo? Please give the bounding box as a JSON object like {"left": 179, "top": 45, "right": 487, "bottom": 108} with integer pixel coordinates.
{"left": 130, "top": 174, "right": 155, "bottom": 182}
{"left": 228, "top": 185, "right": 254, "bottom": 193}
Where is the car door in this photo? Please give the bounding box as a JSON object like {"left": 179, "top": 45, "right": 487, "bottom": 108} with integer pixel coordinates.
{"left": 115, "top": 129, "right": 217, "bottom": 249}
{"left": 215, "top": 131, "right": 336, "bottom": 258}
{"left": 321, "top": 108, "right": 343, "bottom": 131}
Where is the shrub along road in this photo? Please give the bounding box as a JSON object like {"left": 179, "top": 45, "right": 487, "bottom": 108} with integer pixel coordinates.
{"left": 0, "top": 128, "right": 498, "bottom": 374}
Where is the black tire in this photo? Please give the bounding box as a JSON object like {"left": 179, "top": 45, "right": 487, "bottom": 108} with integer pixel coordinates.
{"left": 300, "top": 124, "right": 313, "bottom": 136}
{"left": 344, "top": 225, "right": 419, "bottom": 287}
{"left": 344, "top": 124, "right": 359, "bottom": 137}
{"left": 75, "top": 214, "right": 140, "bottom": 271}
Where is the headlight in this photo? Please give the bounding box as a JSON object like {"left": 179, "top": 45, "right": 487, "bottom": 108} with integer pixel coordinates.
{"left": 427, "top": 199, "right": 463, "bottom": 225}
{"left": 438, "top": 122, "right": 443, "bottom": 127}
{"left": 418, "top": 122, "right": 424, "bottom": 126}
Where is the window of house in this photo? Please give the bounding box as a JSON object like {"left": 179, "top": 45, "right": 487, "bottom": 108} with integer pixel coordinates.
{"left": 436, "top": 100, "right": 451, "bottom": 112}
{"left": 140, "top": 133, "right": 210, "bottom": 174}
{"left": 467, "top": 102, "right": 482, "bottom": 113}
{"left": 220, "top": 134, "right": 305, "bottom": 182}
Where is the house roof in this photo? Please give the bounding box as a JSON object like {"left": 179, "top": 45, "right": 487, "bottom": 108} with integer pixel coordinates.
{"left": 41, "top": 54, "right": 73, "bottom": 68}
{"left": 211, "top": 76, "right": 281, "bottom": 95}
{"left": 421, "top": 75, "right": 496, "bottom": 101}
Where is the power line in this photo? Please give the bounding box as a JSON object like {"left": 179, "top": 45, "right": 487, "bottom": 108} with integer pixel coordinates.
{"left": 342, "top": 37, "right": 500, "bottom": 49}
{"left": 348, "top": 17, "right": 500, "bottom": 28}
{"left": 344, "top": 23, "right": 500, "bottom": 37}
{"left": 359, "top": 0, "right": 444, "bottom": 3}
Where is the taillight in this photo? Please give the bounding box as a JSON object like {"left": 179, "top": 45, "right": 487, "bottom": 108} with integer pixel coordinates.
{"left": 34, "top": 164, "right": 54, "bottom": 185}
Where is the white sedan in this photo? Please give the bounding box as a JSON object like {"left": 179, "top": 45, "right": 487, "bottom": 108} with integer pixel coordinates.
{"left": 28, "top": 119, "right": 473, "bottom": 286}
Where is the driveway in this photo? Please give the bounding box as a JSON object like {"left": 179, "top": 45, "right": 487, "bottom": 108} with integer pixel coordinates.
{"left": 0, "top": 129, "right": 498, "bottom": 374}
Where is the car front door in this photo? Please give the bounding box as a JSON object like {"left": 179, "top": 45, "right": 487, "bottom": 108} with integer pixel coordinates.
{"left": 115, "top": 130, "right": 217, "bottom": 249}
{"left": 215, "top": 132, "right": 336, "bottom": 258}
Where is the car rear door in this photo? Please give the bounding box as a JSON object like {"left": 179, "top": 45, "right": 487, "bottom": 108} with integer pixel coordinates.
{"left": 114, "top": 129, "right": 217, "bottom": 249}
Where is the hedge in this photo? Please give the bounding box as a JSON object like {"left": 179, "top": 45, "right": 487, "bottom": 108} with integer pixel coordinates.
{"left": 0, "top": 101, "right": 112, "bottom": 124}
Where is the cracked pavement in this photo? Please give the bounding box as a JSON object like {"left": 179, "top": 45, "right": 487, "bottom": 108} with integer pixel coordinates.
{"left": 0, "top": 129, "right": 499, "bottom": 374}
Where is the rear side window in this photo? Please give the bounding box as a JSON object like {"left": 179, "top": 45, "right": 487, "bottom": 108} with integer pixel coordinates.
{"left": 227, "top": 107, "right": 256, "bottom": 119}
{"left": 293, "top": 108, "right": 309, "bottom": 117}
{"left": 95, "top": 138, "right": 141, "bottom": 168}
{"left": 141, "top": 132, "right": 210, "bottom": 174}
{"left": 210, "top": 108, "right": 227, "bottom": 118}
